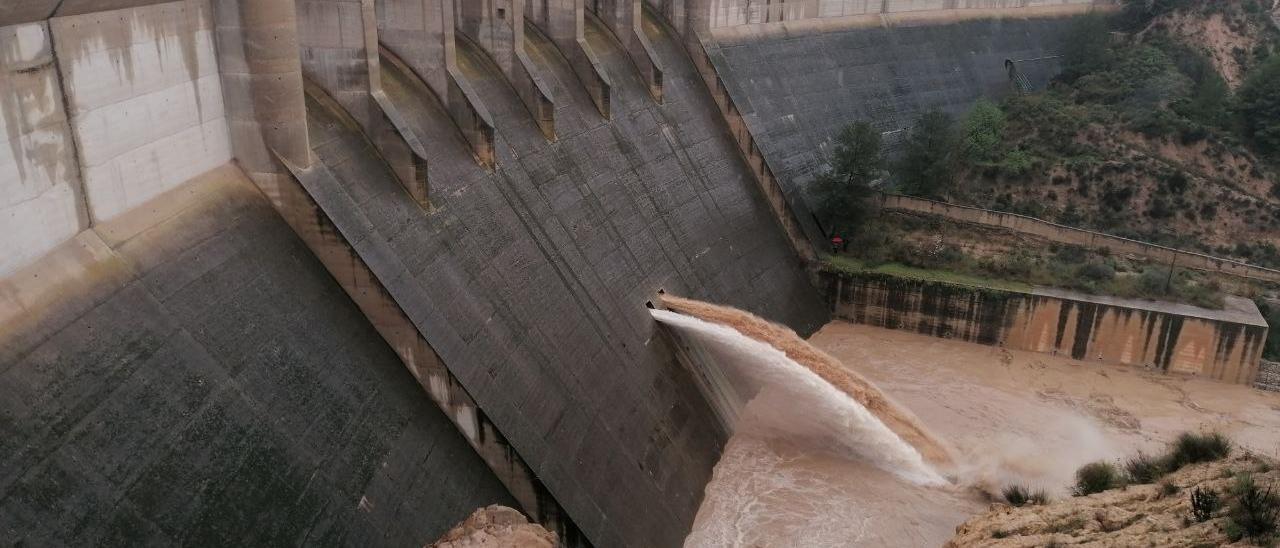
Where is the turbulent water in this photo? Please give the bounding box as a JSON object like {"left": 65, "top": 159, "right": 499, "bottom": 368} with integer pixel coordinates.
{"left": 653, "top": 298, "right": 1280, "bottom": 546}
{"left": 651, "top": 308, "right": 946, "bottom": 486}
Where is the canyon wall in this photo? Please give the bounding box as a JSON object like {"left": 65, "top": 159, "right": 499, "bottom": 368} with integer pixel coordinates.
{"left": 825, "top": 271, "right": 1268, "bottom": 384}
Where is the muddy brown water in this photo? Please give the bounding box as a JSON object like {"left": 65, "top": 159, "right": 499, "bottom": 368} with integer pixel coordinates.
{"left": 686, "top": 321, "right": 1280, "bottom": 547}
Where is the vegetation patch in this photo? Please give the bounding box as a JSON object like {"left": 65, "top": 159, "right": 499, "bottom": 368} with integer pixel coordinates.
{"left": 1003, "top": 484, "right": 1050, "bottom": 507}
{"left": 1167, "top": 431, "right": 1233, "bottom": 470}
{"left": 1074, "top": 461, "right": 1123, "bottom": 496}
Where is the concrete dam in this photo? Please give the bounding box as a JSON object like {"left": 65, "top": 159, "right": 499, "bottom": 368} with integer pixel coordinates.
{"left": 0, "top": 0, "right": 1114, "bottom": 545}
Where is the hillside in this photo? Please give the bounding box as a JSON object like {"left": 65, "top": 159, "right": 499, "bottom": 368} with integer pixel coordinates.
{"left": 937, "top": 0, "right": 1280, "bottom": 262}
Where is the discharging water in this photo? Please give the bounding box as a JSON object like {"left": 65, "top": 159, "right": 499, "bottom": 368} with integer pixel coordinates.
{"left": 651, "top": 308, "right": 946, "bottom": 487}
{"left": 665, "top": 305, "right": 1280, "bottom": 547}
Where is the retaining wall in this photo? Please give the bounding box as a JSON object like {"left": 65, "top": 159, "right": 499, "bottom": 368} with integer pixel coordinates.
{"left": 1, "top": 0, "right": 233, "bottom": 277}
{"left": 882, "top": 194, "right": 1280, "bottom": 283}
{"left": 51, "top": 0, "right": 231, "bottom": 221}
{"left": 1257, "top": 360, "right": 1280, "bottom": 392}
{"left": 824, "top": 270, "right": 1268, "bottom": 384}
{"left": 0, "top": 21, "right": 86, "bottom": 275}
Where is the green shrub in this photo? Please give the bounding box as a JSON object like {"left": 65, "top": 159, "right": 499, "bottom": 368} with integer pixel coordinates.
{"left": 1190, "top": 487, "right": 1220, "bottom": 523}
{"left": 896, "top": 111, "right": 959, "bottom": 198}
{"left": 1227, "top": 476, "right": 1279, "bottom": 541}
{"left": 963, "top": 99, "right": 1006, "bottom": 163}
{"left": 1168, "top": 432, "right": 1232, "bottom": 470}
{"left": 1077, "top": 262, "right": 1117, "bottom": 283}
{"left": 1125, "top": 452, "right": 1168, "bottom": 484}
{"left": 1000, "top": 149, "right": 1035, "bottom": 178}
{"left": 1160, "top": 480, "right": 1180, "bottom": 497}
{"left": 1074, "top": 461, "right": 1121, "bottom": 496}
{"left": 1002, "top": 484, "right": 1049, "bottom": 507}
{"left": 1238, "top": 55, "right": 1280, "bottom": 158}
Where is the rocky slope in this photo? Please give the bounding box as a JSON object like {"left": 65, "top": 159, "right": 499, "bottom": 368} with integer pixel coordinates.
{"left": 949, "top": 454, "right": 1280, "bottom": 547}
{"left": 429, "top": 506, "right": 556, "bottom": 548}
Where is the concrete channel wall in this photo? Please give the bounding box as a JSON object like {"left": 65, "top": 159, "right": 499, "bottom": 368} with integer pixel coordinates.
{"left": 882, "top": 194, "right": 1280, "bottom": 283}
{"left": 0, "top": 21, "right": 86, "bottom": 275}
{"left": 0, "top": 0, "right": 232, "bottom": 277}
{"left": 824, "top": 270, "right": 1269, "bottom": 385}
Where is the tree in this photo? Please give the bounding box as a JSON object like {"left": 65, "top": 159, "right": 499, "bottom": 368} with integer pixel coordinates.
{"left": 812, "top": 121, "right": 883, "bottom": 235}
{"left": 896, "top": 111, "right": 958, "bottom": 199}
{"left": 1059, "top": 13, "right": 1113, "bottom": 82}
{"left": 962, "top": 99, "right": 1006, "bottom": 163}
{"left": 1238, "top": 55, "right": 1280, "bottom": 158}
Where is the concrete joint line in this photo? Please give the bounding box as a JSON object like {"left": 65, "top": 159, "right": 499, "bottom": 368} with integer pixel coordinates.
{"left": 44, "top": 21, "right": 94, "bottom": 231}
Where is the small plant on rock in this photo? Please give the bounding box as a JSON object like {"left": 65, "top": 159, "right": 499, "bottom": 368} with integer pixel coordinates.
{"left": 1227, "top": 477, "right": 1279, "bottom": 541}
{"left": 1074, "top": 461, "right": 1121, "bottom": 496}
{"left": 1125, "top": 452, "right": 1168, "bottom": 484}
{"left": 1190, "top": 487, "right": 1220, "bottom": 523}
{"left": 1160, "top": 480, "right": 1180, "bottom": 498}
{"left": 1002, "top": 484, "right": 1049, "bottom": 507}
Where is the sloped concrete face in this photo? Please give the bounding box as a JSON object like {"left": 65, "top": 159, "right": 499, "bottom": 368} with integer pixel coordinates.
{"left": 0, "top": 22, "right": 86, "bottom": 276}
{"left": 308, "top": 8, "right": 828, "bottom": 545}
{"left": 706, "top": 14, "right": 1085, "bottom": 217}
{"left": 0, "top": 166, "right": 515, "bottom": 546}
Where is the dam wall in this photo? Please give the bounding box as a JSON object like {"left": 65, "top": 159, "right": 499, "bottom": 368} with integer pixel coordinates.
{"left": 289, "top": 4, "right": 828, "bottom": 542}
{"left": 1, "top": 0, "right": 832, "bottom": 545}
{"left": 696, "top": 0, "right": 1109, "bottom": 29}
{"left": 824, "top": 270, "right": 1268, "bottom": 385}
{"left": 699, "top": 5, "right": 1110, "bottom": 242}
{"left": 0, "top": 166, "right": 514, "bottom": 545}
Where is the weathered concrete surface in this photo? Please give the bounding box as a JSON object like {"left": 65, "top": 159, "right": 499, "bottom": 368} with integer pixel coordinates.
{"left": 211, "top": 0, "right": 311, "bottom": 176}
{"left": 0, "top": 21, "right": 87, "bottom": 276}
{"left": 50, "top": 0, "right": 232, "bottom": 222}
{"left": 303, "top": 7, "right": 827, "bottom": 544}
{"left": 706, "top": 13, "right": 1095, "bottom": 238}
{"left": 825, "top": 270, "right": 1268, "bottom": 384}
{"left": 0, "top": 0, "right": 175, "bottom": 27}
{"left": 0, "top": 164, "right": 515, "bottom": 545}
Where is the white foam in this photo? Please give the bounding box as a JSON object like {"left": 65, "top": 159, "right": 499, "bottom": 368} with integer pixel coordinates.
{"left": 652, "top": 309, "right": 945, "bottom": 486}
